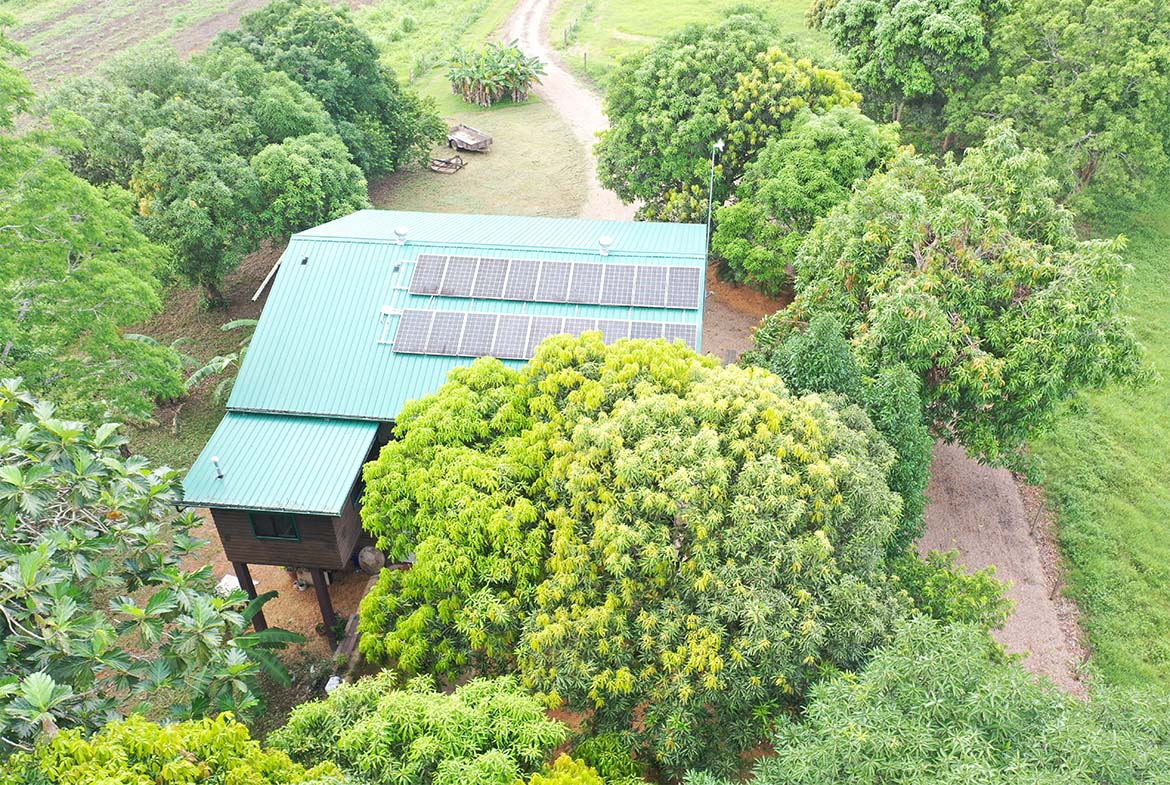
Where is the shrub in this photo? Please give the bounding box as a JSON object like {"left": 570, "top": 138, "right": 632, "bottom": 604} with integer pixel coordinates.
{"left": 2, "top": 714, "right": 340, "bottom": 784}
{"left": 524, "top": 756, "right": 605, "bottom": 785}
{"left": 269, "top": 672, "right": 567, "bottom": 785}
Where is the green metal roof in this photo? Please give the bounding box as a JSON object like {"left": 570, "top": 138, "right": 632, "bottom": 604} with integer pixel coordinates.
{"left": 182, "top": 413, "right": 377, "bottom": 515}
{"left": 227, "top": 210, "right": 708, "bottom": 421}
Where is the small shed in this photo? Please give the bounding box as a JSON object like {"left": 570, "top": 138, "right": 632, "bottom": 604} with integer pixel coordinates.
{"left": 183, "top": 210, "right": 708, "bottom": 634}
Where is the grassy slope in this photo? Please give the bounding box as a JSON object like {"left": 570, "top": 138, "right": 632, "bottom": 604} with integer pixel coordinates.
{"left": 548, "top": 0, "right": 832, "bottom": 88}
{"left": 1032, "top": 191, "right": 1170, "bottom": 687}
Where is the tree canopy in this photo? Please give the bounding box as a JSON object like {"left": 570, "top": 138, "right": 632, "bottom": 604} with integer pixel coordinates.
{"left": 1, "top": 38, "right": 182, "bottom": 420}
{"left": 948, "top": 0, "right": 1170, "bottom": 207}
{"left": 757, "top": 125, "right": 1147, "bottom": 463}
{"left": 358, "top": 334, "right": 915, "bottom": 773}
{"left": 220, "top": 0, "right": 443, "bottom": 175}
{"left": 3, "top": 714, "right": 341, "bottom": 785}
{"left": 596, "top": 14, "right": 858, "bottom": 221}
{"left": 823, "top": 0, "right": 1006, "bottom": 123}
{"left": 0, "top": 379, "right": 299, "bottom": 752}
{"left": 270, "top": 672, "right": 567, "bottom": 785}
{"left": 705, "top": 618, "right": 1170, "bottom": 784}
{"left": 252, "top": 132, "right": 369, "bottom": 239}
{"left": 712, "top": 106, "right": 898, "bottom": 294}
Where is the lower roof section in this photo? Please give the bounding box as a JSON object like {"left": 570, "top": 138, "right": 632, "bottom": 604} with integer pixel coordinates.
{"left": 182, "top": 412, "right": 379, "bottom": 516}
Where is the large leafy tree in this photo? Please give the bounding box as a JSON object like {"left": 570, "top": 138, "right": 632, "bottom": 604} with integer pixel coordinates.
{"left": 697, "top": 618, "right": 1170, "bottom": 784}
{"left": 823, "top": 0, "right": 1007, "bottom": 123}
{"left": 252, "top": 132, "right": 370, "bottom": 238}
{"left": 759, "top": 125, "right": 1147, "bottom": 464}
{"left": 270, "top": 672, "right": 567, "bottom": 785}
{"left": 0, "top": 37, "right": 183, "bottom": 421}
{"left": 0, "top": 380, "right": 300, "bottom": 754}
{"left": 597, "top": 14, "right": 859, "bottom": 221}
{"left": 4, "top": 714, "right": 342, "bottom": 784}
{"left": 712, "top": 106, "right": 898, "bottom": 294}
{"left": 221, "top": 0, "right": 443, "bottom": 175}
{"left": 949, "top": 0, "right": 1170, "bottom": 207}
{"left": 359, "top": 335, "right": 912, "bottom": 773}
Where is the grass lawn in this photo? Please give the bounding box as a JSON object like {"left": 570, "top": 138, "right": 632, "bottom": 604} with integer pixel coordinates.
{"left": 548, "top": 0, "right": 832, "bottom": 89}
{"left": 1031, "top": 191, "right": 1170, "bottom": 688}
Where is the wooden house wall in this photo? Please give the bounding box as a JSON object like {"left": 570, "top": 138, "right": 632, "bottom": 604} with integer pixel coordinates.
{"left": 210, "top": 508, "right": 355, "bottom": 570}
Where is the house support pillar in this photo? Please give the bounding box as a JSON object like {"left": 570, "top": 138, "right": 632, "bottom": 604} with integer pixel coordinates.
{"left": 310, "top": 567, "right": 337, "bottom": 644}
{"left": 232, "top": 561, "right": 268, "bottom": 632}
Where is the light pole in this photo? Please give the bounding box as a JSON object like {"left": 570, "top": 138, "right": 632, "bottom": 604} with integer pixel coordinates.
{"left": 706, "top": 139, "right": 725, "bottom": 251}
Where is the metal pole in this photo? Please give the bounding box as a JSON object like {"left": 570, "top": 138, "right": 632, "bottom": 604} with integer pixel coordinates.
{"left": 706, "top": 139, "right": 724, "bottom": 249}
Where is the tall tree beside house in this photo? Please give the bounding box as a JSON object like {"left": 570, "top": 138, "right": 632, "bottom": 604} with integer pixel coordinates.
{"left": 0, "top": 32, "right": 184, "bottom": 420}
{"left": 596, "top": 13, "right": 861, "bottom": 221}
{"left": 219, "top": 0, "right": 444, "bottom": 175}
{"left": 755, "top": 125, "right": 1149, "bottom": 465}
{"left": 946, "top": 0, "right": 1170, "bottom": 209}
{"left": 359, "top": 335, "right": 920, "bottom": 774}
{"left": 0, "top": 379, "right": 300, "bottom": 754}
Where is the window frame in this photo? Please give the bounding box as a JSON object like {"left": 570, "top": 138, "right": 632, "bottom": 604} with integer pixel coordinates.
{"left": 248, "top": 511, "right": 301, "bottom": 542}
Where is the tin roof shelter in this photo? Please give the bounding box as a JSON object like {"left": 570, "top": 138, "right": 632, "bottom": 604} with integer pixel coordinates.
{"left": 183, "top": 210, "right": 708, "bottom": 634}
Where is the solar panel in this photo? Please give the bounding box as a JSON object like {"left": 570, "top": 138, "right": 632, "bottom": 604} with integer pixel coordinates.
{"left": 426, "top": 311, "right": 466, "bottom": 354}
{"left": 666, "top": 267, "right": 703, "bottom": 309}
{"left": 567, "top": 263, "right": 603, "bottom": 304}
{"left": 600, "top": 265, "right": 637, "bottom": 306}
{"left": 472, "top": 258, "right": 508, "bottom": 299}
{"left": 409, "top": 255, "right": 447, "bottom": 295}
{"left": 527, "top": 316, "right": 566, "bottom": 355}
{"left": 493, "top": 314, "right": 531, "bottom": 359}
{"left": 459, "top": 313, "right": 498, "bottom": 356}
{"left": 564, "top": 317, "right": 597, "bottom": 336}
{"left": 597, "top": 319, "right": 630, "bottom": 344}
{"left": 440, "top": 256, "right": 478, "bottom": 298}
{"left": 535, "top": 261, "right": 571, "bottom": 302}
{"left": 663, "top": 323, "right": 698, "bottom": 348}
{"left": 630, "top": 321, "right": 665, "bottom": 340}
{"left": 393, "top": 309, "right": 434, "bottom": 353}
{"left": 503, "top": 260, "right": 539, "bottom": 301}
{"left": 632, "top": 266, "right": 669, "bottom": 308}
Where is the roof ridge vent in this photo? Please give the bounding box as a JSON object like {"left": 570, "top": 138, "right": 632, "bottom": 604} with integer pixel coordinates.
{"left": 394, "top": 226, "right": 409, "bottom": 246}
{"left": 598, "top": 235, "right": 615, "bottom": 257}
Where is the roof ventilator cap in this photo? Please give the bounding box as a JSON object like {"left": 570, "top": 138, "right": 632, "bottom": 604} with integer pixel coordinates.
{"left": 394, "top": 226, "right": 409, "bottom": 246}
{"left": 598, "top": 235, "right": 614, "bottom": 257}
{"left": 211, "top": 456, "right": 224, "bottom": 480}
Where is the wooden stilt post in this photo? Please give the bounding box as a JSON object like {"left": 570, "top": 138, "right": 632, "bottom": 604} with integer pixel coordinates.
{"left": 232, "top": 561, "right": 268, "bottom": 632}
{"left": 310, "top": 567, "right": 337, "bottom": 645}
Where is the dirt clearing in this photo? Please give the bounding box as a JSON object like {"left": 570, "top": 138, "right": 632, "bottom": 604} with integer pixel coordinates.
{"left": 921, "top": 443, "right": 1088, "bottom": 694}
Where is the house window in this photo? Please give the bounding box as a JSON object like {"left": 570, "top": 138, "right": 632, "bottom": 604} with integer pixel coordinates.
{"left": 249, "top": 512, "right": 300, "bottom": 541}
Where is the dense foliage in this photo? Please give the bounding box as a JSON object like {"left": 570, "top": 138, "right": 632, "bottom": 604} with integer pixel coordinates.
{"left": 0, "top": 380, "right": 299, "bottom": 753}
{"left": 358, "top": 335, "right": 918, "bottom": 773}
{"left": 523, "top": 756, "right": 604, "bottom": 785}
{"left": 702, "top": 619, "right": 1170, "bottom": 784}
{"left": 3, "top": 714, "right": 342, "bottom": 784}
{"left": 746, "top": 314, "right": 932, "bottom": 547}
{"left": 448, "top": 42, "right": 545, "bottom": 107}
{"left": 823, "top": 0, "right": 1006, "bottom": 123}
{"left": 221, "top": 0, "right": 443, "bottom": 175}
{"left": 252, "top": 133, "right": 370, "bottom": 239}
{"left": 596, "top": 13, "right": 858, "bottom": 220}
{"left": 270, "top": 672, "right": 566, "bottom": 785}
{"left": 756, "top": 126, "right": 1147, "bottom": 463}
{"left": 949, "top": 0, "right": 1170, "bottom": 206}
{"left": 713, "top": 107, "right": 898, "bottom": 294}
{"left": 0, "top": 35, "right": 182, "bottom": 420}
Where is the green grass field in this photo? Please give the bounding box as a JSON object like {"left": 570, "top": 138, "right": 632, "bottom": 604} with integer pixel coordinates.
{"left": 548, "top": 0, "right": 832, "bottom": 88}
{"left": 1032, "top": 191, "right": 1170, "bottom": 688}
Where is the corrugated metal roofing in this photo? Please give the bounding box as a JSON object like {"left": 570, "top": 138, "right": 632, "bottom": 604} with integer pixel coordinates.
{"left": 182, "top": 413, "right": 377, "bottom": 515}
{"left": 227, "top": 210, "right": 708, "bottom": 420}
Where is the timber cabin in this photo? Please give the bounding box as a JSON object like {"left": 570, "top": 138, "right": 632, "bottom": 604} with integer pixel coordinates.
{"left": 182, "top": 210, "right": 708, "bottom": 633}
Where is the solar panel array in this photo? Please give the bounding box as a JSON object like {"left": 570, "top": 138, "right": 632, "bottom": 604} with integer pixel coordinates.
{"left": 392, "top": 309, "right": 699, "bottom": 360}
{"left": 410, "top": 254, "right": 703, "bottom": 310}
